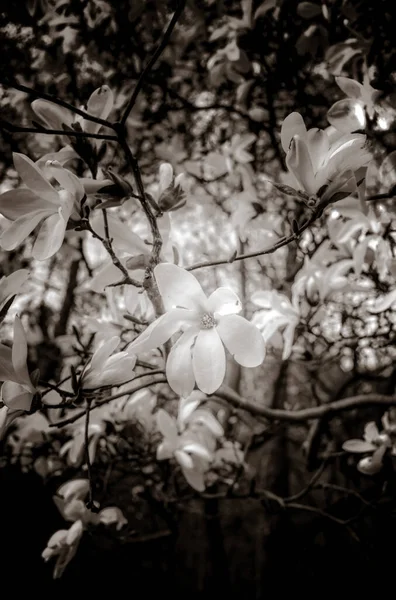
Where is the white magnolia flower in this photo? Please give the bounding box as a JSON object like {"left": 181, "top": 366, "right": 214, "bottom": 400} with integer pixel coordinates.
{"left": 251, "top": 290, "right": 300, "bottom": 360}
{"left": 127, "top": 264, "right": 266, "bottom": 396}
{"left": 0, "top": 154, "right": 84, "bottom": 259}
{"left": 80, "top": 336, "right": 136, "bottom": 390}
{"left": 280, "top": 112, "right": 371, "bottom": 203}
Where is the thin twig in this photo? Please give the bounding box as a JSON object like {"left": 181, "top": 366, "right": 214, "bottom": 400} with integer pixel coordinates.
{"left": 120, "top": 1, "right": 187, "bottom": 127}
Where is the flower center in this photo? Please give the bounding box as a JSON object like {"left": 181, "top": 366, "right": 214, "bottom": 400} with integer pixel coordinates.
{"left": 200, "top": 312, "right": 216, "bottom": 329}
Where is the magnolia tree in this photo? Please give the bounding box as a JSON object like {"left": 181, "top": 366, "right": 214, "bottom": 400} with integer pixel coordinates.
{"left": 0, "top": 0, "right": 395, "bottom": 582}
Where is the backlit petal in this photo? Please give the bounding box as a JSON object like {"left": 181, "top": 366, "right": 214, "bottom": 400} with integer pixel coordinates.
{"left": 154, "top": 263, "right": 208, "bottom": 311}
{"left": 13, "top": 153, "right": 58, "bottom": 203}
{"left": 166, "top": 328, "right": 198, "bottom": 397}
{"left": 281, "top": 112, "right": 307, "bottom": 153}
{"left": 1, "top": 381, "right": 33, "bottom": 410}
{"left": 206, "top": 287, "right": 242, "bottom": 315}
{"left": 216, "top": 314, "right": 266, "bottom": 367}
{"left": 0, "top": 188, "right": 55, "bottom": 220}
{"left": 192, "top": 328, "right": 226, "bottom": 394}
{"left": 127, "top": 308, "right": 198, "bottom": 354}
{"left": 0, "top": 209, "right": 52, "bottom": 251}
{"left": 286, "top": 136, "right": 317, "bottom": 195}
{"left": 32, "top": 211, "right": 69, "bottom": 260}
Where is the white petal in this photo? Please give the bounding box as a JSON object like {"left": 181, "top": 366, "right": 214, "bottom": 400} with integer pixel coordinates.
{"left": 127, "top": 309, "right": 198, "bottom": 354}
{"left": 156, "top": 408, "right": 178, "bottom": 443}
{"left": 166, "top": 329, "right": 198, "bottom": 397}
{"left": 280, "top": 112, "right": 307, "bottom": 153}
{"left": 216, "top": 314, "right": 266, "bottom": 367}
{"left": 206, "top": 287, "right": 242, "bottom": 315}
{"left": 154, "top": 263, "right": 208, "bottom": 311}
{"left": 192, "top": 329, "right": 226, "bottom": 394}
{"left": 13, "top": 153, "right": 58, "bottom": 203}
{"left": 0, "top": 209, "right": 52, "bottom": 251}
{"left": 32, "top": 210, "right": 70, "bottom": 260}
{"left": 45, "top": 162, "right": 85, "bottom": 201}
{"left": 90, "top": 337, "right": 120, "bottom": 370}
{"left": 1, "top": 381, "right": 33, "bottom": 410}
{"left": 181, "top": 466, "right": 205, "bottom": 491}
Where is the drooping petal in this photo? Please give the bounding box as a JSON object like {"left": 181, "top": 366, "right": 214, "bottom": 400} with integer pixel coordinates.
{"left": 12, "top": 316, "right": 32, "bottom": 386}
{"left": 181, "top": 466, "right": 205, "bottom": 491}
{"left": 13, "top": 153, "right": 59, "bottom": 203}
{"left": 154, "top": 263, "right": 208, "bottom": 311}
{"left": 1, "top": 381, "right": 33, "bottom": 411}
{"left": 280, "top": 112, "right": 307, "bottom": 153}
{"left": 175, "top": 449, "right": 194, "bottom": 469}
{"left": 32, "top": 210, "right": 69, "bottom": 260}
{"left": 286, "top": 136, "right": 317, "bottom": 195}
{"left": 206, "top": 287, "right": 242, "bottom": 316}
{"left": 166, "top": 328, "right": 198, "bottom": 397}
{"left": 216, "top": 314, "right": 266, "bottom": 367}
{"left": 0, "top": 188, "right": 56, "bottom": 220}
{"left": 192, "top": 328, "right": 226, "bottom": 394}
{"left": 182, "top": 442, "right": 213, "bottom": 461}
{"left": 0, "top": 209, "right": 53, "bottom": 251}
{"left": 127, "top": 308, "right": 199, "bottom": 354}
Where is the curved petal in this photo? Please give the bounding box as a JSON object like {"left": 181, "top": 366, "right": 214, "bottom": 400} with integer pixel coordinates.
{"left": 13, "top": 153, "right": 58, "bottom": 203}
{"left": 1, "top": 381, "right": 33, "bottom": 411}
{"left": 281, "top": 112, "right": 307, "bottom": 153}
{"left": 0, "top": 209, "right": 52, "bottom": 251}
{"left": 181, "top": 466, "right": 205, "bottom": 491}
{"left": 327, "top": 99, "right": 366, "bottom": 134}
{"left": 166, "top": 328, "right": 198, "bottom": 397}
{"left": 342, "top": 439, "right": 376, "bottom": 453}
{"left": 175, "top": 449, "right": 194, "bottom": 469}
{"left": 154, "top": 263, "right": 208, "bottom": 311}
{"left": 206, "top": 287, "right": 242, "bottom": 315}
{"left": 31, "top": 99, "right": 75, "bottom": 131}
{"left": 0, "top": 344, "right": 16, "bottom": 382}
{"left": 216, "top": 314, "right": 266, "bottom": 367}
{"left": 307, "top": 128, "right": 330, "bottom": 173}
{"left": 45, "top": 162, "right": 85, "bottom": 200}
{"left": 12, "top": 316, "right": 32, "bottom": 386}
{"left": 0, "top": 270, "right": 29, "bottom": 303}
{"left": 32, "top": 211, "right": 69, "bottom": 260}
{"left": 158, "top": 163, "right": 174, "bottom": 196}
{"left": 157, "top": 441, "right": 175, "bottom": 460}
{"left": 90, "top": 336, "right": 120, "bottom": 370}
{"left": 84, "top": 85, "right": 114, "bottom": 134}
{"left": 156, "top": 408, "right": 178, "bottom": 443}
{"left": 192, "top": 329, "right": 226, "bottom": 394}
{"left": 127, "top": 309, "right": 199, "bottom": 354}
{"left": 286, "top": 136, "right": 317, "bottom": 195}
{"left": 0, "top": 188, "right": 56, "bottom": 220}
